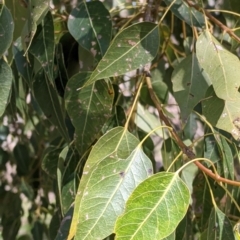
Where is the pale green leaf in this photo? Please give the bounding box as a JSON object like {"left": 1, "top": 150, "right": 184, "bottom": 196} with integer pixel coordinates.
{"left": 234, "top": 222, "right": 240, "bottom": 240}
{"left": 68, "top": 127, "right": 153, "bottom": 240}
{"left": 84, "top": 22, "right": 159, "bottom": 86}
{"left": 163, "top": 0, "right": 205, "bottom": 27}
{"left": 115, "top": 172, "right": 190, "bottom": 240}
{"left": 172, "top": 54, "right": 210, "bottom": 122}
{"left": 0, "top": 59, "right": 12, "bottom": 117}
{"left": 135, "top": 103, "right": 167, "bottom": 138}
{"left": 196, "top": 31, "right": 240, "bottom": 101}
{"left": 33, "top": 69, "right": 69, "bottom": 141}
{"left": 29, "top": 11, "right": 54, "bottom": 82}
{"left": 0, "top": 4, "right": 14, "bottom": 57}
{"left": 206, "top": 207, "right": 234, "bottom": 239}
{"left": 68, "top": 1, "right": 112, "bottom": 60}
{"left": 65, "top": 72, "right": 114, "bottom": 154}
{"left": 202, "top": 86, "right": 240, "bottom": 141}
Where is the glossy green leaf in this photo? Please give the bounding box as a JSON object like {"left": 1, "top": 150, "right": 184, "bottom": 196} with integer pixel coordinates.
{"left": 84, "top": 22, "right": 159, "bottom": 86}
{"left": 68, "top": 1, "right": 112, "bottom": 60}
{"left": 197, "top": 31, "right": 240, "bottom": 101}
{"left": 68, "top": 127, "right": 153, "bottom": 240}
{"left": 33, "top": 69, "right": 69, "bottom": 141}
{"left": 163, "top": 0, "right": 205, "bottom": 27}
{"left": 21, "top": 0, "right": 49, "bottom": 52}
{"left": 0, "top": 59, "right": 12, "bottom": 117}
{"left": 172, "top": 54, "right": 210, "bottom": 122}
{"left": 202, "top": 86, "right": 240, "bottom": 141}
{"left": 29, "top": 11, "right": 54, "bottom": 81}
{"left": 0, "top": 4, "right": 14, "bottom": 58}
{"left": 115, "top": 172, "right": 190, "bottom": 240}
{"left": 206, "top": 207, "right": 234, "bottom": 239}
{"left": 12, "top": 37, "right": 34, "bottom": 86}
{"left": 65, "top": 72, "right": 114, "bottom": 154}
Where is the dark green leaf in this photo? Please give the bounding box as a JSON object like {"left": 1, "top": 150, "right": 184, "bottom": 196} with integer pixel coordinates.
{"left": 68, "top": 1, "right": 112, "bottom": 61}
{"left": 29, "top": 11, "right": 55, "bottom": 82}
{"left": 172, "top": 54, "right": 210, "bottom": 122}
{"left": 163, "top": 0, "right": 205, "bottom": 27}
{"left": 0, "top": 58, "right": 13, "bottom": 117}
{"left": 65, "top": 72, "right": 113, "bottom": 154}
{"left": 12, "top": 37, "right": 34, "bottom": 86}
{"left": 0, "top": 4, "right": 14, "bottom": 57}
{"left": 33, "top": 69, "right": 69, "bottom": 141}
{"left": 206, "top": 207, "right": 234, "bottom": 239}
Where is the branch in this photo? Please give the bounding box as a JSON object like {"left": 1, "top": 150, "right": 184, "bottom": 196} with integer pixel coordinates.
{"left": 184, "top": 0, "right": 240, "bottom": 43}
{"left": 145, "top": 76, "right": 240, "bottom": 187}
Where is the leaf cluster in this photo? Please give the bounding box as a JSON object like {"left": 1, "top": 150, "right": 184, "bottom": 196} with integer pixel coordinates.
{"left": 1, "top": 0, "right": 240, "bottom": 239}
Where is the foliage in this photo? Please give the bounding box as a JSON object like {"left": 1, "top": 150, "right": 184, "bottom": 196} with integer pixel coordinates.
{"left": 1, "top": 0, "right": 240, "bottom": 239}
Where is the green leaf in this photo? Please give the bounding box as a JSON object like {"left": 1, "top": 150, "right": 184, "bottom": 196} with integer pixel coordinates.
{"left": 206, "top": 207, "right": 234, "bottom": 239}
{"left": 6, "top": 0, "right": 27, "bottom": 42}
{"left": 0, "top": 59, "right": 12, "bottom": 117}
{"left": 135, "top": 103, "right": 167, "bottom": 138}
{"left": 12, "top": 37, "right": 34, "bottom": 86}
{"left": 65, "top": 72, "right": 114, "bottom": 154}
{"left": 42, "top": 146, "right": 63, "bottom": 178}
{"left": 172, "top": 54, "right": 210, "bottom": 122}
{"left": 0, "top": 4, "right": 14, "bottom": 58}
{"left": 55, "top": 43, "right": 69, "bottom": 97}
{"left": 21, "top": 0, "right": 49, "bottom": 52}
{"left": 58, "top": 146, "right": 79, "bottom": 215}
{"left": 192, "top": 172, "right": 225, "bottom": 231}
{"left": 29, "top": 11, "right": 55, "bottom": 82}
{"left": 68, "top": 127, "right": 153, "bottom": 240}
{"left": 202, "top": 86, "right": 240, "bottom": 141}
{"left": 163, "top": 0, "right": 205, "bottom": 27}
{"left": 217, "top": 136, "right": 234, "bottom": 180}
{"left": 33, "top": 69, "right": 69, "bottom": 141}
{"left": 13, "top": 143, "right": 30, "bottom": 176}
{"left": 196, "top": 31, "right": 240, "bottom": 101}
{"left": 115, "top": 172, "right": 190, "bottom": 240}
{"left": 84, "top": 22, "right": 159, "bottom": 86}
{"left": 68, "top": 1, "right": 112, "bottom": 61}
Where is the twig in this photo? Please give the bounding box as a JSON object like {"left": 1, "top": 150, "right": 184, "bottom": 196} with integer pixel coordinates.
{"left": 145, "top": 76, "right": 240, "bottom": 187}
{"left": 184, "top": 0, "right": 240, "bottom": 43}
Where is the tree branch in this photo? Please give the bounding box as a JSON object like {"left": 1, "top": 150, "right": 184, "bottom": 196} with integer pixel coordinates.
{"left": 145, "top": 76, "right": 240, "bottom": 187}
{"left": 184, "top": 0, "right": 240, "bottom": 43}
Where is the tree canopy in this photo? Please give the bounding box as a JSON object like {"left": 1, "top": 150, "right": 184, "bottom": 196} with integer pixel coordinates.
{"left": 1, "top": 0, "right": 240, "bottom": 239}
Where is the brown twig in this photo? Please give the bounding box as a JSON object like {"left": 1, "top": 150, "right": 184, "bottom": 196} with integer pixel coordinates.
{"left": 184, "top": 0, "right": 240, "bottom": 43}
{"left": 145, "top": 76, "right": 240, "bottom": 187}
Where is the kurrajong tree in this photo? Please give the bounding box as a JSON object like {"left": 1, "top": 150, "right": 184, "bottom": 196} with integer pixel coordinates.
{"left": 1, "top": 0, "right": 240, "bottom": 239}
